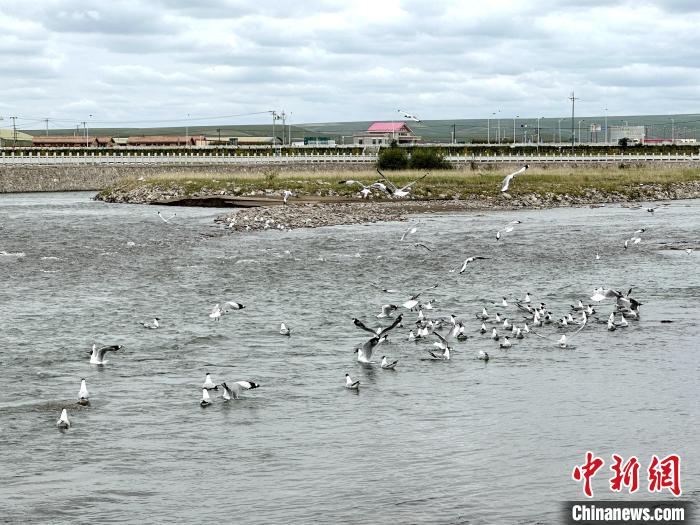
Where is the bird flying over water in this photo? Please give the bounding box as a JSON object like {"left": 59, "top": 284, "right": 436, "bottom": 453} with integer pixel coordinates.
{"left": 221, "top": 380, "right": 260, "bottom": 400}
{"left": 157, "top": 211, "right": 176, "bottom": 223}
{"left": 501, "top": 165, "right": 528, "bottom": 193}
{"left": 458, "top": 256, "right": 489, "bottom": 273}
{"left": 376, "top": 169, "right": 428, "bottom": 198}
{"left": 89, "top": 344, "right": 121, "bottom": 365}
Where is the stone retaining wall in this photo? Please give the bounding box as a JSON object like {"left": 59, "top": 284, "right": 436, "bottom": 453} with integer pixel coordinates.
{"left": 1, "top": 160, "right": 698, "bottom": 193}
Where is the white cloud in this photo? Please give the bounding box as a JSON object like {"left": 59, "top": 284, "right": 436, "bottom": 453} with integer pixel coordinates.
{"left": 0, "top": 0, "right": 698, "bottom": 127}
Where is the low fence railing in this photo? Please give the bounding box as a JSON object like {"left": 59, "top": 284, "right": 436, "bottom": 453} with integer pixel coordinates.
{"left": 0, "top": 152, "right": 698, "bottom": 165}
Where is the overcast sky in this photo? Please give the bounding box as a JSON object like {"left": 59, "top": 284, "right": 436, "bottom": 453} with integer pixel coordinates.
{"left": 1, "top": 0, "right": 698, "bottom": 129}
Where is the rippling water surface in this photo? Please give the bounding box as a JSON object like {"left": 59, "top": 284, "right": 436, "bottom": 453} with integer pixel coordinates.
{"left": 1, "top": 192, "right": 698, "bottom": 524}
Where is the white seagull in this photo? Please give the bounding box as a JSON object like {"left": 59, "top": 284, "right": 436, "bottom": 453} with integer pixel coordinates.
{"left": 345, "top": 374, "right": 360, "bottom": 390}
{"left": 280, "top": 323, "right": 291, "bottom": 336}
{"left": 221, "top": 380, "right": 260, "bottom": 400}
{"left": 282, "top": 190, "right": 294, "bottom": 204}
{"left": 355, "top": 337, "right": 380, "bottom": 363}
{"left": 339, "top": 180, "right": 372, "bottom": 198}
{"left": 380, "top": 356, "right": 398, "bottom": 370}
{"left": 477, "top": 350, "right": 490, "bottom": 361}
{"left": 157, "top": 211, "right": 176, "bottom": 223}
{"left": 501, "top": 165, "right": 528, "bottom": 193}
{"left": 57, "top": 408, "right": 71, "bottom": 430}
{"left": 202, "top": 373, "right": 218, "bottom": 390}
{"left": 459, "top": 256, "right": 489, "bottom": 273}
{"left": 376, "top": 169, "right": 428, "bottom": 198}
{"left": 142, "top": 318, "right": 160, "bottom": 329}
{"left": 200, "top": 389, "right": 212, "bottom": 407}
{"left": 397, "top": 109, "right": 421, "bottom": 122}
{"left": 89, "top": 344, "right": 121, "bottom": 365}
{"left": 78, "top": 379, "right": 89, "bottom": 406}
{"left": 209, "top": 304, "right": 223, "bottom": 321}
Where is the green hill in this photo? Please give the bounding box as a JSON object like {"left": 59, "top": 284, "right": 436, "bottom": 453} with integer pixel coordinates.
{"left": 23, "top": 113, "right": 699, "bottom": 144}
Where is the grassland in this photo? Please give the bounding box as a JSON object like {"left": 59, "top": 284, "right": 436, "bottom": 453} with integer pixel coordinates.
{"left": 97, "top": 165, "right": 700, "bottom": 203}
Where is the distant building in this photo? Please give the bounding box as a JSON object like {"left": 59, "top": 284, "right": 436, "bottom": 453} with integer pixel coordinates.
{"left": 235, "top": 136, "right": 282, "bottom": 146}
{"left": 0, "top": 129, "right": 33, "bottom": 147}
{"left": 32, "top": 136, "right": 96, "bottom": 148}
{"left": 303, "top": 136, "right": 336, "bottom": 146}
{"left": 204, "top": 136, "right": 239, "bottom": 146}
{"left": 608, "top": 125, "right": 645, "bottom": 144}
{"left": 127, "top": 135, "right": 203, "bottom": 147}
{"left": 353, "top": 122, "right": 420, "bottom": 146}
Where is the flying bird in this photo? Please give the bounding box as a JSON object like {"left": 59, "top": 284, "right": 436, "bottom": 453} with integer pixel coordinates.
{"left": 221, "top": 381, "right": 260, "bottom": 400}
{"left": 157, "top": 211, "right": 176, "bottom": 223}
{"left": 355, "top": 337, "right": 380, "bottom": 363}
{"left": 398, "top": 109, "right": 421, "bottom": 122}
{"left": 501, "top": 165, "right": 528, "bottom": 193}
{"left": 376, "top": 169, "right": 428, "bottom": 198}
{"left": 88, "top": 344, "right": 121, "bottom": 365}
{"left": 339, "top": 180, "right": 373, "bottom": 198}
{"left": 458, "top": 256, "right": 489, "bottom": 273}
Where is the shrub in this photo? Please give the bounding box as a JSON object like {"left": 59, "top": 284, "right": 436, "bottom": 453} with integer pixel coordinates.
{"left": 408, "top": 148, "right": 452, "bottom": 170}
{"left": 377, "top": 147, "right": 409, "bottom": 170}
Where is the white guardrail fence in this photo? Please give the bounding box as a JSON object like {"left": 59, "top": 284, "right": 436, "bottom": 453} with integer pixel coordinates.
{"left": 0, "top": 152, "right": 698, "bottom": 165}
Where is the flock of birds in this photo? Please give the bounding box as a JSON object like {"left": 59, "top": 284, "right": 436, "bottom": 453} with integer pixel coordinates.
{"left": 55, "top": 299, "right": 261, "bottom": 429}
{"left": 54, "top": 163, "right": 688, "bottom": 426}
{"left": 341, "top": 282, "right": 644, "bottom": 390}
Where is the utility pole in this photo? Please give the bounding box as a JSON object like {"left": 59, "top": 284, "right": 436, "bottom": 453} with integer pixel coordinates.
{"left": 271, "top": 110, "right": 277, "bottom": 152}
{"left": 280, "top": 110, "right": 286, "bottom": 146}
{"left": 10, "top": 116, "right": 17, "bottom": 147}
{"left": 453, "top": 122, "right": 456, "bottom": 144}
{"left": 513, "top": 115, "right": 519, "bottom": 145}
{"left": 216, "top": 128, "right": 221, "bottom": 143}
{"left": 82, "top": 121, "right": 87, "bottom": 147}
{"left": 185, "top": 113, "right": 190, "bottom": 146}
{"left": 558, "top": 119, "right": 563, "bottom": 143}
{"left": 44, "top": 118, "right": 50, "bottom": 136}
{"left": 569, "top": 91, "right": 578, "bottom": 153}
{"left": 496, "top": 110, "right": 501, "bottom": 143}
{"left": 603, "top": 107, "right": 608, "bottom": 145}
{"left": 671, "top": 118, "right": 675, "bottom": 144}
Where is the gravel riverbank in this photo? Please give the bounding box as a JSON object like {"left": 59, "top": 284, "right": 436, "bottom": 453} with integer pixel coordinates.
{"left": 212, "top": 180, "right": 700, "bottom": 232}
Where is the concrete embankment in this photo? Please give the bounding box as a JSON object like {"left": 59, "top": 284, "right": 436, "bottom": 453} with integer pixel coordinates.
{"left": 2, "top": 158, "right": 699, "bottom": 193}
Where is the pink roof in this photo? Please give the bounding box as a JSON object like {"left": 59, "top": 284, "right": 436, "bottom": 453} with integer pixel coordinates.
{"left": 367, "top": 121, "right": 411, "bottom": 133}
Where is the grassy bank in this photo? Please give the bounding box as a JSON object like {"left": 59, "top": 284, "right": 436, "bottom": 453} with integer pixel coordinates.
{"left": 97, "top": 165, "right": 700, "bottom": 203}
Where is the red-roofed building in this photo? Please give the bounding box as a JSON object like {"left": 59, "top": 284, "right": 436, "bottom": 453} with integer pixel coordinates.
{"left": 353, "top": 121, "right": 419, "bottom": 146}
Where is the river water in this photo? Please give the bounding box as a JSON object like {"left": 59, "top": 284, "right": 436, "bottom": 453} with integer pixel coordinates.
{"left": 0, "top": 192, "right": 698, "bottom": 524}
